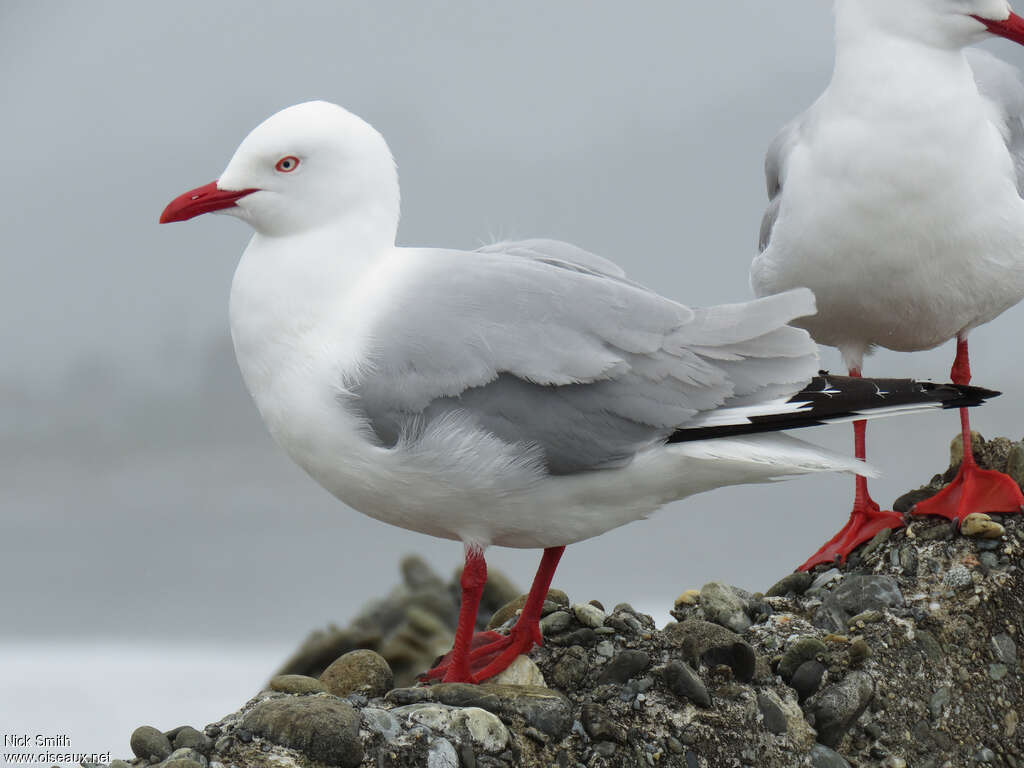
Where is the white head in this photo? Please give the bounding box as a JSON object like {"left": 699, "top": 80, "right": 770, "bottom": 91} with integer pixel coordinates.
{"left": 161, "top": 101, "right": 401, "bottom": 240}
{"left": 834, "top": 0, "right": 1024, "bottom": 49}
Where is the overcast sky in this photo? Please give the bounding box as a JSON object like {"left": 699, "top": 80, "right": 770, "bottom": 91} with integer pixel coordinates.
{"left": 5, "top": 0, "right": 1024, "bottom": 648}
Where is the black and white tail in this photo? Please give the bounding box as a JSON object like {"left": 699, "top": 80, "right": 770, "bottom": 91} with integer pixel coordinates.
{"left": 667, "top": 373, "right": 998, "bottom": 444}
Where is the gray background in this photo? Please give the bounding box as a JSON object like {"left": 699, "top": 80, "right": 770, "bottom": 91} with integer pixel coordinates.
{"left": 4, "top": 0, "right": 1024, "bottom": 649}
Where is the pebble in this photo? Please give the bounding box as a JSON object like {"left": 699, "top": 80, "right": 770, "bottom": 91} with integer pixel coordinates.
{"left": 597, "top": 649, "right": 650, "bottom": 684}
{"left": 581, "top": 703, "right": 627, "bottom": 744}
{"left": 130, "top": 726, "right": 172, "bottom": 762}
{"left": 490, "top": 655, "right": 546, "bottom": 687}
{"left": 572, "top": 602, "right": 606, "bottom": 628}
{"left": 979, "top": 551, "right": 1000, "bottom": 569}
{"left": 961, "top": 513, "right": 1006, "bottom": 539}
{"left": 549, "top": 645, "right": 589, "bottom": 690}
{"left": 766, "top": 571, "right": 813, "bottom": 597}
{"left": 320, "top": 649, "right": 394, "bottom": 698}
{"left": 1006, "top": 441, "right": 1024, "bottom": 485}
{"left": 362, "top": 707, "right": 401, "bottom": 740}
{"left": 808, "top": 744, "right": 852, "bottom": 768}
{"left": 665, "top": 619, "right": 756, "bottom": 683}
{"left": 404, "top": 683, "right": 573, "bottom": 738}
{"left": 270, "top": 674, "right": 329, "bottom": 695}
{"left": 242, "top": 696, "right": 363, "bottom": 767}
{"left": 172, "top": 727, "right": 213, "bottom": 755}
{"left": 700, "top": 582, "right": 752, "bottom": 633}
{"left": 674, "top": 589, "right": 701, "bottom": 608}
{"left": 809, "top": 670, "right": 875, "bottom": 748}
{"left": 540, "top": 611, "right": 572, "bottom": 636}
{"left": 779, "top": 636, "right": 827, "bottom": 682}
{"left": 992, "top": 632, "right": 1017, "bottom": 664}
{"left": 426, "top": 738, "right": 459, "bottom": 768}
{"left": 942, "top": 565, "right": 973, "bottom": 590}
{"left": 814, "top": 575, "right": 904, "bottom": 632}
{"left": 989, "top": 663, "right": 1009, "bottom": 681}
{"left": 595, "top": 640, "right": 615, "bottom": 658}
{"left": 756, "top": 693, "right": 788, "bottom": 735}
{"left": 975, "top": 747, "right": 997, "bottom": 763}
{"left": 806, "top": 568, "right": 843, "bottom": 596}
{"left": 791, "top": 660, "right": 825, "bottom": 702}
{"left": 848, "top": 637, "right": 871, "bottom": 664}
{"left": 663, "top": 660, "right": 711, "bottom": 708}
{"left": 166, "top": 748, "right": 207, "bottom": 768}
{"left": 929, "top": 686, "right": 950, "bottom": 719}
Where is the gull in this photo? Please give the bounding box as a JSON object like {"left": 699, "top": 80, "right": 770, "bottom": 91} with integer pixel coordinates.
{"left": 752, "top": 0, "right": 1024, "bottom": 570}
{"left": 161, "top": 101, "right": 993, "bottom": 682}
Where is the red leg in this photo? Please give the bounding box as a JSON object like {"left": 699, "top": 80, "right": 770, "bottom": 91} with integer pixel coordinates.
{"left": 798, "top": 368, "right": 904, "bottom": 571}
{"left": 913, "top": 337, "right": 1023, "bottom": 522}
{"left": 421, "top": 546, "right": 565, "bottom": 684}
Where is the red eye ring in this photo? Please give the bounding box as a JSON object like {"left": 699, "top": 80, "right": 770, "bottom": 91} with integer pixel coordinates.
{"left": 275, "top": 156, "right": 300, "bottom": 173}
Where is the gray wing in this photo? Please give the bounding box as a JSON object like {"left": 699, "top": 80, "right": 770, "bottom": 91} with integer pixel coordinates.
{"left": 969, "top": 47, "right": 1024, "bottom": 195}
{"left": 760, "top": 119, "right": 803, "bottom": 253}
{"left": 350, "top": 242, "right": 819, "bottom": 474}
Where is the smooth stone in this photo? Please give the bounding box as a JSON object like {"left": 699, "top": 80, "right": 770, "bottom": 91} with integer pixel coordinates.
{"left": 269, "top": 674, "right": 329, "bottom": 695}
{"left": 766, "top": 572, "right": 813, "bottom": 597}
{"left": 166, "top": 748, "right": 207, "bottom": 768}
{"left": 572, "top": 602, "right": 606, "bottom": 629}
{"left": 415, "top": 683, "right": 573, "bottom": 737}
{"left": 791, "top": 660, "right": 826, "bottom": 702}
{"left": 580, "top": 703, "right": 627, "bottom": 744}
{"left": 362, "top": 707, "right": 401, "bottom": 740}
{"left": 1005, "top": 441, "right": 1024, "bottom": 486}
{"left": 929, "top": 686, "right": 950, "bottom": 719}
{"left": 949, "top": 430, "right": 984, "bottom": 467}
{"left": 961, "top": 513, "right": 1006, "bottom": 539}
{"left": 489, "top": 655, "right": 546, "bottom": 687}
{"left": 664, "top": 619, "right": 756, "bottom": 682}
{"left": 992, "top": 633, "right": 1017, "bottom": 664}
{"left": 806, "top": 568, "right": 843, "bottom": 597}
{"left": 809, "top": 744, "right": 852, "bottom": 768}
{"left": 549, "top": 646, "right": 589, "bottom": 690}
{"left": 172, "top": 727, "right": 213, "bottom": 755}
{"left": 779, "top": 636, "right": 828, "bottom": 682}
{"left": 813, "top": 575, "right": 904, "bottom": 632}
{"left": 756, "top": 693, "right": 788, "bottom": 735}
{"left": 663, "top": 660, "right": 711, "bottom": 708}
{"left": 130, "top": 726, "right": 172, "bottom": 762}
{"left": 450, "top": 708, "right": 509, "bottom": 754}
{"left": 242, "top": 696, "right": 363, "bottom": 767}
{"left": 401, "top": 554, "right": 446, "bottom": 590}
{"left": 700, "top": 582, "right": 752, "bottom": 633}
{"left": 989, "top": 663, "right": 1009, "bottom": 681}
{"left": 674, "top": 589, "right": 701, "bottom": 607}
{"left": 426, "top": 738, "right": 459, "bottom": 768}
{"left": 808, "top": 670, "right": 875, "bottom": 748}
{"left": 540, "top": 611, "right": 572, "bottom": 636}
{"left": 320, "top": 649, "right": 393, "bottom": 698}
{"left": 597, "top": 649, "right": 650, "bottom": 685}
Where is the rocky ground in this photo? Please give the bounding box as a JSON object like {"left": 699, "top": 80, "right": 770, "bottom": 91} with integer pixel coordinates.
{"left": 106, "top": 433, "right": 1022, "bottom": 768}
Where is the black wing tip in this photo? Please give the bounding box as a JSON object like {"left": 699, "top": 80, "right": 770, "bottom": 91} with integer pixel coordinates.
{"left": 919, "top": 381, "right": 1001, "bottom": 407}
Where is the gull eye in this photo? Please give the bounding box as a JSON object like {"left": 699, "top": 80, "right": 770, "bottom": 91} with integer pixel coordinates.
{"left": 275, "top": 156, "right": 300, "bottom": 173}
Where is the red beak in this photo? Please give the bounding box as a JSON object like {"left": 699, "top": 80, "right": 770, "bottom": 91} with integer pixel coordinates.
{"left": 973, "top": 10, "right": 1024, "bottom": 45}
{"left": 159, "top": 181, "right": 258, "bottom": 224}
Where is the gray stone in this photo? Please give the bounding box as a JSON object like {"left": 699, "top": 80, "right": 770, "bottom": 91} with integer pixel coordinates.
{"left": 809, "top": 744, "right": 852, "bottom": 768}
{"left": 426, "top": 738, "right": 459, "bottom": 768}
{"left": 665, "top": 619, "right": 756, "bottom": 682}
{"left": 976, "top": 747, "right": 997, "bottom": 763}
{"left": 572, "top": 602, "right": 606, "bottom": 628}
{"left": 791, "top": 660, "right": 826, "bottom": 702}
{"left": 580, "top": 703, "right": 626, "bottom": 744}
{"left": 992, "top": 633, "right": 1017, "bottom": 664}
{"left": 756, "top": 693, "right": 788, "bottom": 735}
{"left": 597, "top": 650, "right": 650, "bottom": 684}
{"left": 779, "top": 636, "right": 828, "bottom": 682}
{"left": 766, "top": 571, "right": 813, "bottom": 597}
{"left": 929, "top": 686, "right": 950, "bottom": 719}
{"left": 540, "top": 611, "right": 572, "bottom": 636}
{"left": 595, "top": 640, "right": 615, "bottom": 658}
{"left": 942, "top": 564, "right": 972, "bottom": 590}
{"left": 417, "top": 683, "right": 573, "bottom": 737}
{"left": 320, "top": 649, "right": 393, "bottom": 698}
{"left": 989, "top": 663, "right": 1009, "bottom": 681}
{"left": 808, "top": 670, "right": 875, "bottom": 748}
{"left": 362, "top": 707, "right": 401, "bottom": 740}
{"left": 806, "top": 568, "right": 843, "bottom": 596}
{"left": 130, "top": 726, "right": 172, "bottom": 762}
{"left": 700, "top": 582, "right": 752, "bottom": 633}
{"left": 166, "top": 748, "right": 207, "bottom": 768}
{"left": 269, "top": 674, "right": 329, "bottom": 695}
{"left": 172, "top": 727, "right": 213, "bottom": 755}
{"left": 242, "top": 696, "right": 363, "bottom": 767}
{"left": 814, "top": 575, "right": 904, "bottom": 632}
{"left": 549, "top": 645, "right": 589, "bottom": 690}
{"left": 663, "top": 660, "right": 711, "bottom": 708}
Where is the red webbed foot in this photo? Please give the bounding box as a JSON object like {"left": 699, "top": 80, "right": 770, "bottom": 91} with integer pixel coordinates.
{"left": 799, "top": 499, "right": 904, "bottom": 571}
{"left": 420, "top": 620, "right": 543, "bottom": 684}
{"left": 912, "top": 463, "right": 1023, "bottom": 523}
